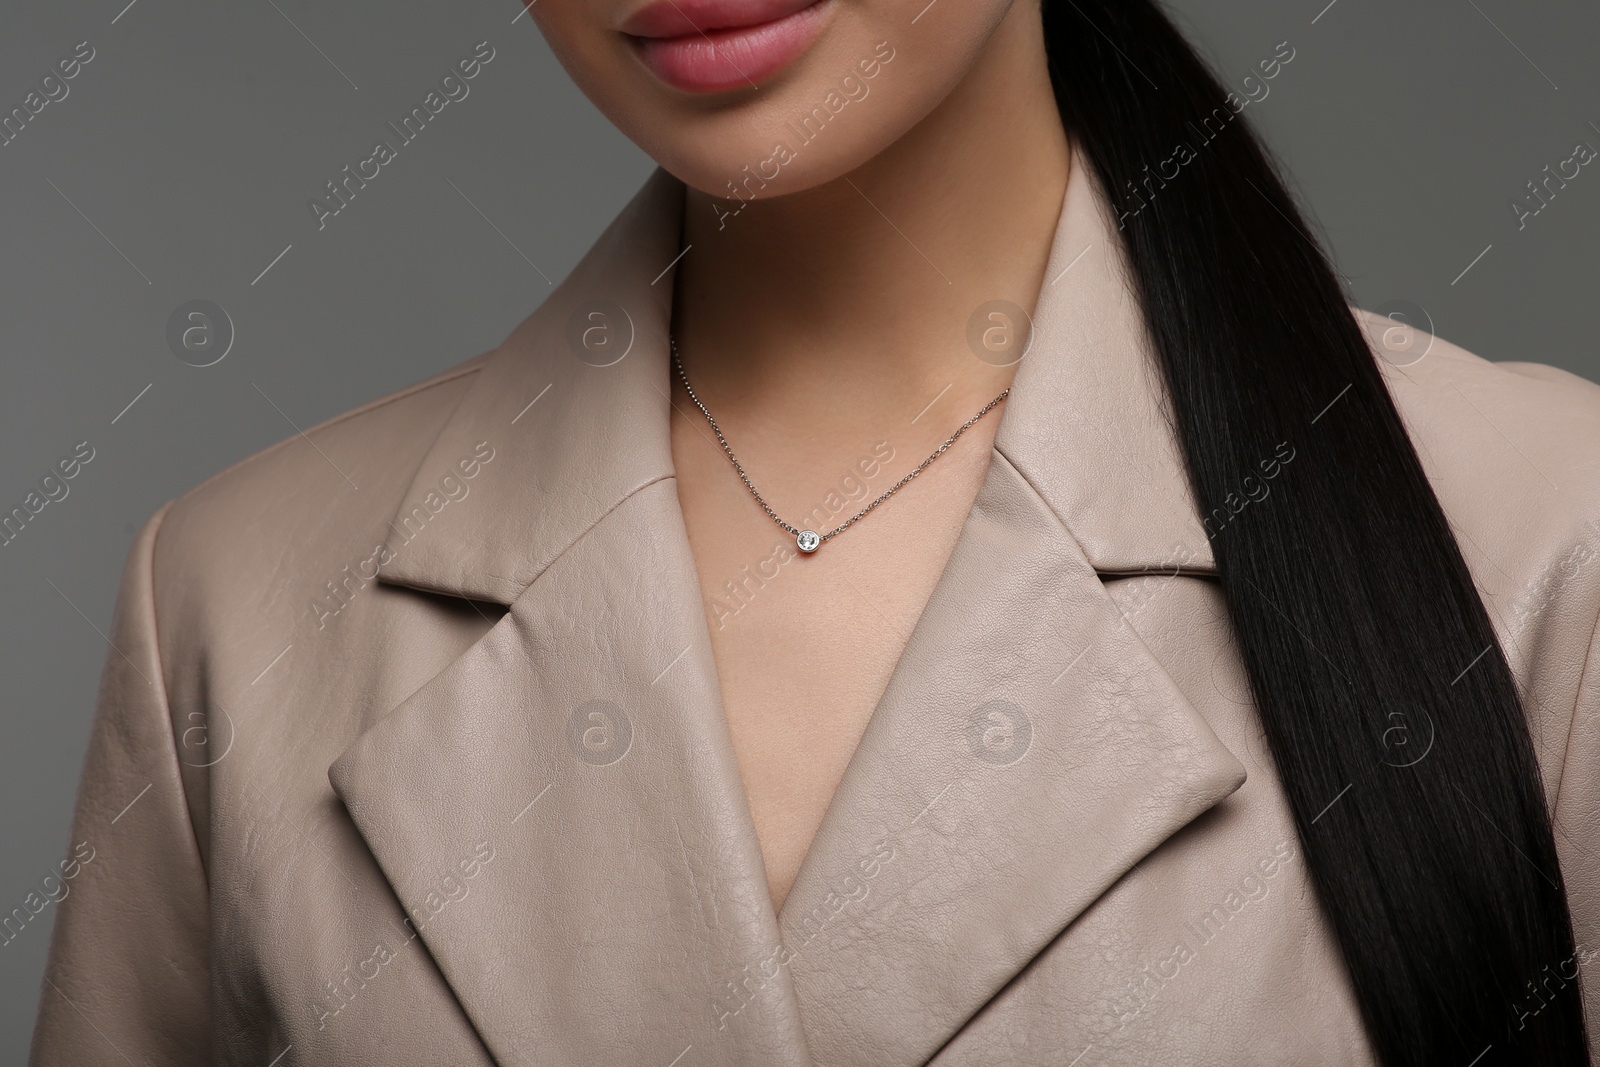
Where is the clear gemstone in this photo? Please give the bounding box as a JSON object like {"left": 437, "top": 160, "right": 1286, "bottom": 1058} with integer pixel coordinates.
{"left": 796, "top": 530, "right": 821, "bottom": 553}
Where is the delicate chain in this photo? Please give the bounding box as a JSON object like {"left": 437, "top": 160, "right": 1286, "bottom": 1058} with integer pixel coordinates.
{"left": 670, "top": 335, "right": 1010, "bottom": 547}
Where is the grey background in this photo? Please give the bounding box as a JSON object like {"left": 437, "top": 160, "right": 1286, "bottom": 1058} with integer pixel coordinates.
{"left": 2, "top": 0, "right": 1596, "bottom": 1051}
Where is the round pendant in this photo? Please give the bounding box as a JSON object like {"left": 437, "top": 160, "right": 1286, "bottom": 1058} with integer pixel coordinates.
{"left": 796, "top": 529, "right": 821, "bottom": 554}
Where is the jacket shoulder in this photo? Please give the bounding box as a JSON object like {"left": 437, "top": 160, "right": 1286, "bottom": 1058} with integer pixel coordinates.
{"left": 147, "top": 352, "right": 490, "bottom": 626}
{"left": 178, "top": 352, "right": 488, "bottom": 507}
{"left": 1354, "top": 306, "right": 1600, "bottom": 540}
{"left": 1355, "top": 307, "right": 1600, "bottom": 761}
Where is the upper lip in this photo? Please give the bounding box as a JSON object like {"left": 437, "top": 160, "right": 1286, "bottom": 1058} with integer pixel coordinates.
{"left": 619, "top": 0, "right": 820, "bottom": 38}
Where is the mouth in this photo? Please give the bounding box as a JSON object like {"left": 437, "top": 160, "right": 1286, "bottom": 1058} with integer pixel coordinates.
{"left": 621, "top": 0, "right": 834, "bottom": 93}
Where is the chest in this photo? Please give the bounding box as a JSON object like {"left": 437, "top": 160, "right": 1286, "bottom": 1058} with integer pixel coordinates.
{"left": 669, "top": 422, "right": 1000, "bottom": 908}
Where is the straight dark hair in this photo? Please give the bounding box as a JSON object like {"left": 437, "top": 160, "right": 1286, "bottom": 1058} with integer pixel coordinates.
{"left": 1038, "top": 2, "right": 1591, "bottom": 1063}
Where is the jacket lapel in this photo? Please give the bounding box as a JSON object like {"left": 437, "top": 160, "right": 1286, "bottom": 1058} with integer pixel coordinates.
{"left": 768, "top": 151, "right": 1241, "bottom": 1067}
{"left": 776, "top": 150, "right": 1245, "bottom": 1066}
{"left": 330, "top": 169, "right": 814, "bottom": 1066}
{"left": 370, "top": 166, "right": 687, "bottom": 606}
{"left": 330, "top": 147, "right": 1247, "bottom": 1067}
{"left": 329, "top": 475, "right": 814, "bottom": 1067}
{"left": 774, "top": 448, "right": 1244, "bottom": 1067}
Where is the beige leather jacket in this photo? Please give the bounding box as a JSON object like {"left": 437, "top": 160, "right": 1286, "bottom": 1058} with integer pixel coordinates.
{"left": 29, "top": 149, "right": 1600, "bottom": 1065}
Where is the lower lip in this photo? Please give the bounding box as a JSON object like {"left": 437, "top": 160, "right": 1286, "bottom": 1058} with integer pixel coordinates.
{"left": 630, "top": 0, "right": 833, "bottom": 93}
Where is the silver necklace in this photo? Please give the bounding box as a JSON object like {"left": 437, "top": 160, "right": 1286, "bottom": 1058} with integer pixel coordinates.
{"left": 670, "top": 335, "right": 1010, "bottom": 554}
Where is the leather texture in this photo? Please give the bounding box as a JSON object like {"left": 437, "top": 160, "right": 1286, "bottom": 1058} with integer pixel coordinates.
{"left": 29, "top": 147, "right": 1600, "bottom": 1066}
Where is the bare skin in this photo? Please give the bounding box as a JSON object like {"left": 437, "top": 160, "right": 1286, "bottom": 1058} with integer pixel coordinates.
{"left": 667, "top": 1, "right": 1070, "bottom": 911}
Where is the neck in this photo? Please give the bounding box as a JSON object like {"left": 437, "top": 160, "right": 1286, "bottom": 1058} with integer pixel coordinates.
{"left": 670, "top": 1, "right": 1070, "bottom": 434}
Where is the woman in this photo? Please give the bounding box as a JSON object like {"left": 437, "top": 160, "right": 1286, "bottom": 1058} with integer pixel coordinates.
{"left": 30, "top": 0, "right": 1600, "bottom": 1064}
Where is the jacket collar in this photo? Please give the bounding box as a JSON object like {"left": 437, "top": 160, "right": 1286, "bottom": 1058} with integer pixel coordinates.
{"left": 375, "top": 164, "right": 686, "bottom": 604}
{"left": 377, "top": 144, "right": 1216, "bottom": 605}
{"left": 332, "top": 148, "right": 1242, "bottom": 1067}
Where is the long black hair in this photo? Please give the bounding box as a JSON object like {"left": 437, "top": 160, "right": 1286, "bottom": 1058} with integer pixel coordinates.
{"left": 1038, "top": 2, "right": 1591, "bottom": 1063}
